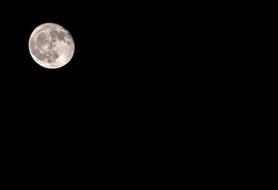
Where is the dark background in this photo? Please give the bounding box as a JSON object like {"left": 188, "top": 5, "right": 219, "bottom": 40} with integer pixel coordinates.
{"left": 0, "top": 1, "right": 166, "bottom": 164}
{"left": 0, "top": 3, "right": 171, "bottom": 184}
{"left": 0, "top": 1, "right": 253, "bottom": 185}
{"left": 1, "top": 2, "right": 162, "bottom": 120}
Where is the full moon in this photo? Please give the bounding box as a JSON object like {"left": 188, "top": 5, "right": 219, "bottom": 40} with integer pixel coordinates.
{"left": 29, "top": 23, "right": 75, "bottom": 69}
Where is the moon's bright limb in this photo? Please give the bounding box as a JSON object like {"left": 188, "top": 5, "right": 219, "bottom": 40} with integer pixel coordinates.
{"left": 29, "top": 23, "right": 75, "bottom": 69}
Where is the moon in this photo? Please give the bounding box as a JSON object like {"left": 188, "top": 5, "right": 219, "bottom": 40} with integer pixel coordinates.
{"left": 29, "top": 23, "right": 75, "bottom": 69}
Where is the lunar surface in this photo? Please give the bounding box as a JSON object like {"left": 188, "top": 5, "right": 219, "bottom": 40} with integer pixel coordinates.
{"left": 29, "top": 23, "right": 75, "bottom": 69}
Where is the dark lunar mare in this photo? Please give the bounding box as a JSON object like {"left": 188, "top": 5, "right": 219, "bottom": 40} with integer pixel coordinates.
{"left": 49, "top": 30, "right": 66, "bottom": 41}
{"left": 49, "top": 29, "right": 72, "bottom": 45}
{"left": 30, "top": 31, "right": 59, "bottom": 63}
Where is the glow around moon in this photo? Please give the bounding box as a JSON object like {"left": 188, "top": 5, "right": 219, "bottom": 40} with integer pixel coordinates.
{"left": 29, "top": 23, "right": 75, "bottom": 69}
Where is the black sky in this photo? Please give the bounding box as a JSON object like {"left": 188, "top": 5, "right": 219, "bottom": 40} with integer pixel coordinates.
{"left": 0, "top": 1, "right": 163, "bottom": 136}
{"left": 2, "top": 4, "right": 150, "bottom": 87}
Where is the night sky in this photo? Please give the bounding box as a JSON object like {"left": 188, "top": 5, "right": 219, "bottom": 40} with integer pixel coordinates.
{"left": 1, "top": 2, "right": 162, "bottom": 137}
{"left": 0, "top": 1, "right": 251, "bottom": 183}
{"left": 0, "top": 3, "right": 167, "bottom": 178}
